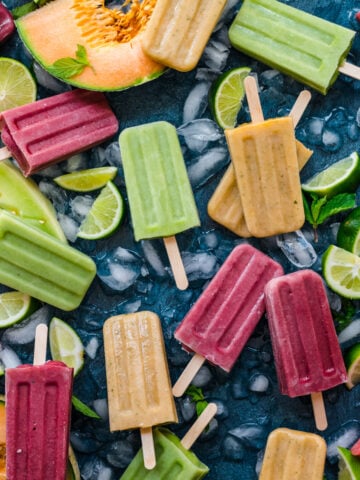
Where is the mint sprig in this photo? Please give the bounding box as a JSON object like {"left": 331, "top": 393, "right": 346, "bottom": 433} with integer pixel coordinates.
{"left": 72, "top": 395, "right": 100, "bottom": 419}
{"left": 48, "top": 45, "right": 94, "bottom": 80}
{"left": 303, "top": 192, "right": 356, "bottom": 242}
{"left": 185, "top": 385, "right": 209, "bottom": 417}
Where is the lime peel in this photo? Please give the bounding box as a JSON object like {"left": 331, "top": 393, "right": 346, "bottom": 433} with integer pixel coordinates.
{"left": 54, "top": 167, "right": 118, "bottom": 192}
{"left": 322, "top": 245, "right": 360, "bottom": 299}
{"left": 338, "top": 447, "right": 360, "bottom": 480}
{"left": 0, "top": 57, "right": 36, "bottom": 113}
{"left": 49, "top": 316, "right": 84, "bottom": 376}
{"left": 0, "top": 291, "right": 38, "bottom": 328}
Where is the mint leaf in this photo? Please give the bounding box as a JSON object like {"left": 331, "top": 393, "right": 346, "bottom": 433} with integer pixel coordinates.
{"left": 72, "top": 395, "right": 100, "bottom": 419}
{"left": 310, "top": 195, "right": 327, "bottom": 224}
{"left": 186, "top": 385, "right": 205, "bottom": 402}
{"left": 48, "top": 45, "right": 93, "bottom": 79}
{"left": 11, "top": 1, "right": 37, "bottom": 18}
{"left": 196, "top": 400, "right": 208, "bottom": 417}
{"left": 317, "top": 193, "right": 356, "bottom": 224}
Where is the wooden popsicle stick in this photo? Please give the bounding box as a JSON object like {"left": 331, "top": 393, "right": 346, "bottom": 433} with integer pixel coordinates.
{"left": 180, "top": 403, "right": 218, "bottom": 450}
{"left": 244, "top": 76, "right": 264, "bottom": 123}
{"left": 163, "top": 236, "right": 189, "bottom": 290}
{"left": 339, "top": 61, "right": 360, "bottom": 80}
{"left": 311, "top": 392, "right": 328, "bottom": 431}
{"left": 140, "top": 427, "right": 156, "bottom": 470}
{"left": 0, "top": 146, "right": 10, "bottom": 162}
{"left": 33, "top": 323, "right": 48, "bottom": 366}
{"left": 289, "top": 90, "right": 312, "bottom": 127}
{"left": 172, "top": 353, "right": 206, "bottom": 397}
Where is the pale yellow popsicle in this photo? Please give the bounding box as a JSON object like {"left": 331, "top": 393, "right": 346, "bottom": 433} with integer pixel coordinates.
{"left": 227, "top": 116, "right": 304, "bottom": 237}
{"left": 142, "top": 0, "right": 227, "bottom": 71}
{"left": 208, "top": 140, "right": 312, "bottom": 237}
{"left": 259, "top": 428, "right": 326, "bottom": 480}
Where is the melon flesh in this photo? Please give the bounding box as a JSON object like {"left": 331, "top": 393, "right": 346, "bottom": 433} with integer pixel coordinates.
{"left": 16, "top": 0, "right": 165, "bottom": 91}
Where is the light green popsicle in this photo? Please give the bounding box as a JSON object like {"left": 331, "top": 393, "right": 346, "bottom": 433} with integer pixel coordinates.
{"left": 121, "top": 428, "right": 209, "bottom": 480}
{"left": 119, "top": 121, "right": 200, "bottom": 241}
{"left": 229, "top": 0, "right": 355, "bottom": 94}
{"left": 0, "top": 210, "right": 96, "bottom": 310}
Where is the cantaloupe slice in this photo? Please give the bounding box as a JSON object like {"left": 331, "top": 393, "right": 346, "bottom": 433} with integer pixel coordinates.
{"left": 16, "top": 0, "right": 165, "bottom": 91}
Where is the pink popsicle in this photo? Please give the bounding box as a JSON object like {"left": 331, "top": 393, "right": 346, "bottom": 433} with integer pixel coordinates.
{"left": 6, "top": 360, "right": 73, "bottom": 479}
{"left": 0, "top": 4, "right": 15, "bottom": 44}
{"left": 173, "top": 244, "right": 283, "bottom": 396}
{"left": 0, "top": 89, "right": 118, "bottom": 176}
{"left": 265, "top": 269, "right": 347, "bottom": 430}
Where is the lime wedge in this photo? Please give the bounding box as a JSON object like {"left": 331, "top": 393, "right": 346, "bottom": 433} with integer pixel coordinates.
{"left": 0, "top": 57, "right": 36, "bottom": 112}
{"left": 209, "top": 67, "right": 251, "bottom": 129}
{"left": 322, "top": 245, "right": 360, "bottom": 299}
{"left": 302, "top": 152, "right": 360, "bottom": 197}
{"left": 77, "top": 181, "right": 124, "bottom": 240}
{"left": 54, "top": 167, "right": 118, "bottom": 192}
{"left": 345, "top": 343, "right": 360, "bottom": 389}
{"left": 49, "top": 317, "right": 84, "bottom": 376}
{"left": 338, "top": 447, "right": 360, "bottom": 480}
{"left": 337, "top": 207, "right": 360, "bottom": 256}
{"left": 0, "top": 291, "right": 38, "bottom": 328}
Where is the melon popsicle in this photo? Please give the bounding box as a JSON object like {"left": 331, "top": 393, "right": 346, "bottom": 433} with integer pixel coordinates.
{"left": 119, "top": 121, "right": 200, "bottom": 290}
{"left": 0, "top": 209, "right": 96, "bottom": 311}
{"left": 208, "top": 89, "right": 312, "bottom": 237}
{"left": 121, "top": 403, "right": 217, "bottom": 480}
{"left": 6, "top": 324, "right": 73, "bottom": 480}
{"left": 142, "top": 0, "right": 227, "bottom": 72}
{"left": 172, "top": 244, "right": 283, "bottom": 397}
{"left": 103, "top": 311, "right": 178, "bottom": 470}
{"left": 226, "top": 76, "right": 305, "bottom": 237}
{"left": 259, "top": 428, "right": 326, "bottom": 480}
{"left": 0, "top": 89, "right": 118, "bottom": 176}
{"left": 264, "top": 269, "right": 347, "bottom": 431}
{"left": 228, "top": 0, "right": 358, "bottom": 94}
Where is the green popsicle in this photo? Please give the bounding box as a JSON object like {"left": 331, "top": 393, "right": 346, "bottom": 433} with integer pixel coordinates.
{"left": 229, "top": 0, "right": 355, "bottom": 94}
{"left": 0, "top": 210, "right": 96, "bottom": 310}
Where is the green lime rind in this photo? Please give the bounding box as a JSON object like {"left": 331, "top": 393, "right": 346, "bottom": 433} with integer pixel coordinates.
{"left": 0, "top": 291, "right": 39, "bottom": 328}
{"left": 0, "top": 57, "right": 36, "bottom": 112}
{"left": 322, "top": 245, "right": 360, "bottom": 300}
{"left": 302, "top": 152, "right": 360, "bottom": 198}
{"left": 54, "top": 166, "right": 118, "bottom": 192}
{"left": 346, "top": 344, "right": 360, "bottom": 370}
{"left": 77, "top": 181, "right": 124, "bottom": 240}
{"left": 345, "top": 343, "right": 360, "bottom": 389}
{"left": 338, "top": 447, "right": 360, "bottom": 480}
{"left": 209, "top": 67, "right": 251, "bottom": 130}
{"left": 337, "top": 207, "right": 360, "bottom": 255}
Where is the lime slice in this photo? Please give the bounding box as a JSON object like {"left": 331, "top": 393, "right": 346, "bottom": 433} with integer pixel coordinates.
{"left": 338, "top": 447, "right": 360, "bottom": 480}
{"left": 345, "top": 343, "right": 360, "bottom": 389}
{"left": 322, "top": 245, "right": 360, "bottom": 299}
{"left": 54, "top": 167, "right": 118, "bottom": 192}
{"left": 0, "top": 57, "right": 36, "bottom": 112}
{"left": 77, "top": 181, "right": 124, "bottom": 240}
{"left": 302, "top": 152, "right": 360, "bottom": 197}
{"left": 337, "top": 207, "right": 360, "bottom": 255}
{"left": 49, "top": 317, "right": 84, "bottom": 376}
{"left": 209, "top": 67, "right": 251, "bottom": 129}
{"left": 0, "top": 291, "right": 38, "bottom": 328}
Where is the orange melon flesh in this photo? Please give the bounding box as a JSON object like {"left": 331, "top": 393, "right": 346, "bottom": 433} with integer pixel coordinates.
{"left": 16, "top": 0, "right": 165, "bottom": 91}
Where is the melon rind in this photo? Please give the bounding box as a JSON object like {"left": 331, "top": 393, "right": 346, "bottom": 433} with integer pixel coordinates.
{"left": 16, "top": 0, "right": 165, "bottom": 91}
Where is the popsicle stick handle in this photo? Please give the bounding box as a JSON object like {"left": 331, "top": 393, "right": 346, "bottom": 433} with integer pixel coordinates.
{"left": 33, "top": 323, "right": 48, "bottom": 365}
{"left": 311, "top": 392, "right": 328, "bottom": 431}
{"left": 244, "top": 76, "right": 264, "bottom": 123}
{"left": 0, "top": 146, "right": 10, "bottom": 162}
{"left": 172, "top": 353, "right": 206, "bottom": 397}
{"left": 289, "top": 90, "right": 312, "bottom": 127}
{"left": 180, "top": 403, "right": 218, "bottom": 450}
{"left": 140, "top": 427, "right": 156, "bottom": 470}
{"left": 339, "top": 62, "right": 360, "bottom": 80}
{"left": 163, "top": 236, "right": 189, "bottom": 290}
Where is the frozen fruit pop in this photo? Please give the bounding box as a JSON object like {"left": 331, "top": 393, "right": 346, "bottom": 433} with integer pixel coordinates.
{"left": 6, "top": 324, "right": 73, "bottom": 480}
{"left": 0, "top": 209, "right": 96, "bottom": 310}
{"left": 0, "top": 4, "right": 15, "bottom": 44}
{"left": 121, "top": 403, "right": 217, "bottom": 480}
{"left": 227, "top": 76, "right": 305, "bottom": 237}
{"left": 119, "top": 121, "right": 200, "bottom": 290}
{"left": 142, "top": 0, "right": 227, "bottom": 72}
{"left": 172, "top": 244, "right": 283, "bottom": 397}
{"left": 259, "top": 428, "right": 326, "bottom": 480}
{"left": 103, "top": 312, "right": 178, "bottom": 469}
{"left": 265, "top": 269, "right": 347, "bottom": 430}
{"left": 229, "top": 0, "right": 357, "bottom": 94}
{"left": 208, "top": 89, "right": 312, "bottom": 237}
{"left": 0, "top": 89, "right": 118, "bottom": 176}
